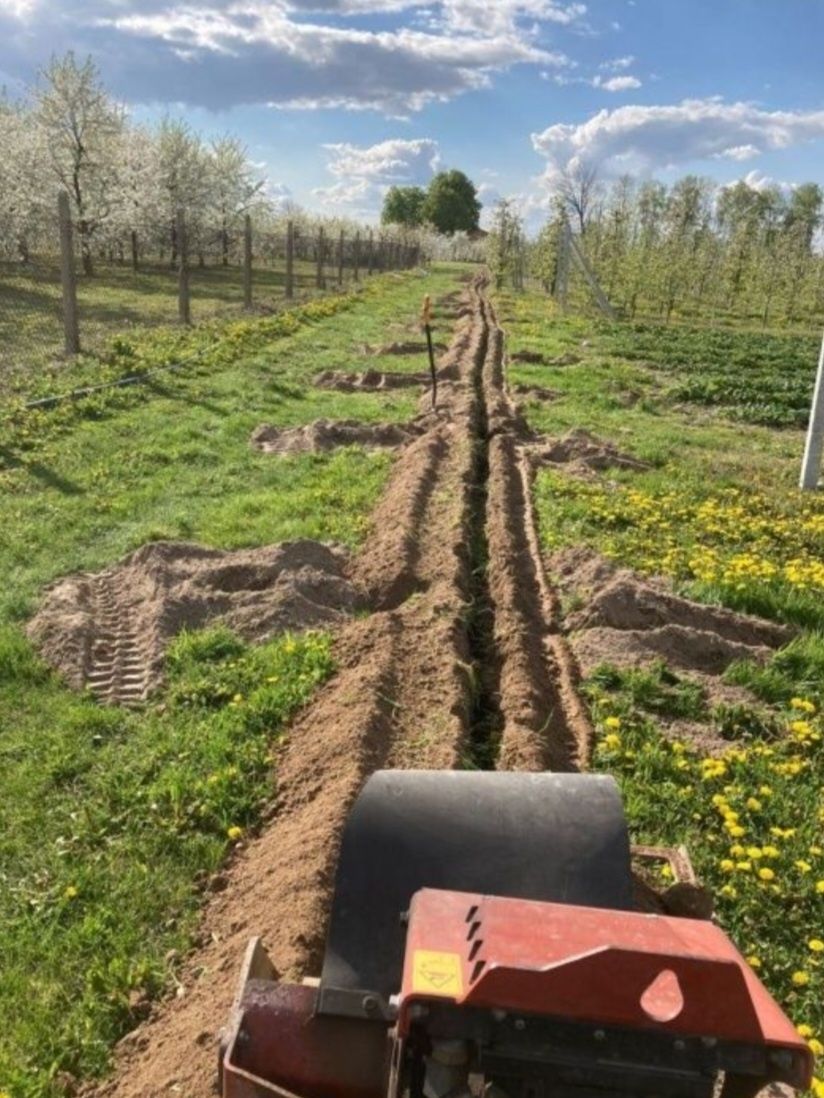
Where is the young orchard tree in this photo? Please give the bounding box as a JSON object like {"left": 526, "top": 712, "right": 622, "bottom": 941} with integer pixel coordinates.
{"left": 381, "top": 185, "right": 427, "bottom": 228}
{"left": 0, "top": 93, "right": 48, "bottom": 261}
{"left": 422, "top": 171, "right": 481, "bottom": 235}
{"left": 156, "top": 119, "right": 211, "bottom": 263}
{"left": 208, "top": 136, "right": 266, "bottom": 265}
{"left": 35, "top": 52, "right": 124, "bottom": 275}
{"left": 487, "top": 198, "right": 525, "bottom": 291}
{"left": 531, "top": 197, "right": 566, "bottom": 293}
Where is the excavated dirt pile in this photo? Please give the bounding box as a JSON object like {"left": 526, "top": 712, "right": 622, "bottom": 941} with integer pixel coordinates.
{"left": 28, "top": 540, "right": 358, "bottom": 705}
{"left": 531, "top": 427, "right": 650, "bottom": 474}
{"left": 549, "top": 546, "right": 793, "bottom": 749}
{"left": 368, "top": 339, "right": 447, "bottom": 356}
{"left": 313, "top": 368, "right": 431, "bottom": 391}
{"left": 250, "top": 417, "right": 429, "bottom": 454}
{"left": 551, "top": 545, "right": 792, "bottom": 677}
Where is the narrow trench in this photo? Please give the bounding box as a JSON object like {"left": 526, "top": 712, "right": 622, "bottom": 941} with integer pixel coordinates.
{"left": 465, "top": 302, "right": 505, "bottom": 769}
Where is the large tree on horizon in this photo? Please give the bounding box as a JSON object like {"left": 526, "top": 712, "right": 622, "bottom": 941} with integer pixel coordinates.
{"left": 422, "top": 170, "right": 481, "bottom": 235}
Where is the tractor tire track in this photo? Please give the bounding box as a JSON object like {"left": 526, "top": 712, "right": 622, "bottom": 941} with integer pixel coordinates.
{"left": 84, "top": 573, "right": 150, "bottom": 706}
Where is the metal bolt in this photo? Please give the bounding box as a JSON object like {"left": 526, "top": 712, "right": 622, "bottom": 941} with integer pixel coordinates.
{"left": 410, "top": 1004, "right": 429, "bottom": 1020}
{"left": 701, "top": 1036, "right": 717, "bottom": 1049}
{"left": 674, "top": 1040, "right": 686, "bottom": 1053}
{"left": 362, "top": 995, "right": 380, "bottom": 1015}
{"left": 593, "top": 1030, "right": 606, "bottom": 1042}
{"left": 514, "top": 1019, "right": 526, "bottom": 1031}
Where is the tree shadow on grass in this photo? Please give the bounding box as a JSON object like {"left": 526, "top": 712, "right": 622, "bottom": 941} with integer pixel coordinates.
{"left": 0, "top": 445, "right": 84, "bottom": 495}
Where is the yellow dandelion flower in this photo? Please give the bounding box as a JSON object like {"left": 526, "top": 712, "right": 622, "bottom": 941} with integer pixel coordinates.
{"left": 792, "top": 971, "right": 810, "bottom": 987}
{"left": 796, "top": 860, "right": 813, "bottom": 874}
{"left": 63, "top": 885, "right": 78, "bottom": 900}
{"left": 746, "top": 798, "right": 762, "bottom": 812}
{"left": 809, "top": 939, "right": 824, "bottom": 953}
{"left": 604, "top": 733, "right": 621, "bottom": 750}
{"left": 746, "top": 955, "right": 762, "bottom": 969}
{"left": 798, "top": 1025, "right": 814, "bottom": 1039}
{"left": 227, "top": 825, "right": 244, "bottom": 841}
{"left": 720, "top": 859, "right": 735, "bottom": 872}
{"left": 758, "top": 867, "right": 775, "bottom": 881}
{"left": 604, "top": 716, "right": 621, "bottom": 730}
{"left": 810, "top": 1039, "right": 824, "bottom": 1057}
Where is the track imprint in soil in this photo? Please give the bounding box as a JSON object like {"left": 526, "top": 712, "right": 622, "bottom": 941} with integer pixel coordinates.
{"left": 314, "top": 368, "right": 431, "bottom": 392}
{"left": 83, "top": 275, "right": 595, "bottom": 1098}
{"left": 28, "top": 540, "right": 358, "bottom": 704}
{"left": 250, "top": 417, "right": 429, "bottom": 454}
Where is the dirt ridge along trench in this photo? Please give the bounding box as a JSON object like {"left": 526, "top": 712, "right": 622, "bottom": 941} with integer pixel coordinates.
{"left": 84, "top": 276, "right": 586, "bottom": 1098}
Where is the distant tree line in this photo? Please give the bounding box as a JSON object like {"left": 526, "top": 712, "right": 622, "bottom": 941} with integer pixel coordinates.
{"left": 381, "top": 170, "right": 482, "bottom": 235}
{"left": 526, "top": 170, "right": 824, "bottom": 327}
{"left": 0, "top": 52, "right": 450, "bottom": 273}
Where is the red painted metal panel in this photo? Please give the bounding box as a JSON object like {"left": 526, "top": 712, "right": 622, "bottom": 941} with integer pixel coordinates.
{"left": 399, "top": 888, "right": 811, "bottom": 1070}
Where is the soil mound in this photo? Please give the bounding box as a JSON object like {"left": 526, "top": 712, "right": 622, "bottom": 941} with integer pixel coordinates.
{"left": 512, "top": 383, "right": 558, "bottom": 402}
{"left": 511, "top": 350, "right": 581, "bottom": 366}
{"left": 250, "top": 417, "right": 427, "bottom": 454}
{"left": 550, "top": 546, "right": 793, "bottom": 678}
{"left": 27, "top": 540, "right": 358, "bottom": 704}
{"left": 532, "top": 428, "right": 649, "bottom": 473}
{"left": 370, "top": 340, "right": 447, "bottom": 357}
{"left": 313, "top": 369, "right": 431, "bottom": 392}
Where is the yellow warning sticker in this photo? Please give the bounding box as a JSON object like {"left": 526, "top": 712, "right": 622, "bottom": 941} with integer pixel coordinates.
{"left": 411, "top": 950, "right": 463, "bottom": 998}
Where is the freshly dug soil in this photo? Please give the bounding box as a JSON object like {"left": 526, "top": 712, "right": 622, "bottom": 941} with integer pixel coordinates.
{"left": 549, "top": 547, "right": 793, "bottom": 748}
{"left": 313, "top": 369, "right": 431, "bottom": 391}
{"left": 510, "top": 350, "right": 581, "bottom": 367}
{"left": 369, "top": 340, "right": 447, "bottom": 356}
{"left": 512, "top": 382, "right": 558, "bottom": 402}
{"left": 83, "top": 276, "right": 592, "bottom": 1098}
{"left": 27, "top": 540, "right": 358, "bottom": 705}
{"left": 250, "top": 417, "right": 428, "bottom": 454}
{"left": 532, "top": 427, "right": 650, "bottom": 474}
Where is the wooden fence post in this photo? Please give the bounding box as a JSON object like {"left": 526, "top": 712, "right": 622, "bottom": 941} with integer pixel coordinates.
{"left": 353, "top": 231, "right": 360, "bottom": 282}
{"left": 316, "top": 227, "right": 325, "bottom": 289}
{"left": 130, "top": 229, "right": 139, "bottom": 272}
{"left": 57, "top": 191, "right": 80, "bottom": 355}
{"left": 367, "top": 230, "right": 374, "bottom": 276}
{"left": 177, "top": 207, "right": 191, "bottom": 325}
{"left": 243, "top": 214, "right": 253, "bottom": 310}
{"left": 285, "top": 220, "right": 295, "bottom": 299}
{"left": 337, "top": 229, "right": 345, "bottom": 286}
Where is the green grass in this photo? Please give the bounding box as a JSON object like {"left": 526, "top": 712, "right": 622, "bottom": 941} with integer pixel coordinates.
{"left": 0, "top": 626, "right": 334, "bottom": 1096}
{"left": 0, "top": 257, "right": 331, "bottom": 393}
{"left": 0, "top": 262, "right": 469, "bottom": 1096}
{"left": 498, "top": 287, "right": 824, "bottom": 1070}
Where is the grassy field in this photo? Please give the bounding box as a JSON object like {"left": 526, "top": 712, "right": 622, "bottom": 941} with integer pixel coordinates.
{"left": 0, "top": 257, "right": 345, "bottom": 395}
{"left": 0, "top": 262, "right": 465, "bottom": 1096}
{"left": 498, "top": 289, "right": 824, "bottom": 1081}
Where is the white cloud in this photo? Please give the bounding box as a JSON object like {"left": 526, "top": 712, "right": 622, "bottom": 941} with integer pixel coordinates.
{"left": 547, "top": 69, "right": 641, "bottom": 91}
{"left": 599, "top": 54, "right": 633, "bottom": 71}
{"left": 0, "top": 0, "right": 583, "bottom": 114}
{"left": 597, "top": 74, "right": 640, "bottom": 92}
{"left": 312, "top": 136, "right": 439, "bottom": 213}
{"left": 103, "top": 2, "right": 571, "bottom": 112}
{"left": 323, "top": 137, "right": 439, "bottom": 182}
{"left": 532, "top": 98, "right": 824, "bottom": 177}
{"left": 714, "top": 143, "right": 761, "bottom": 161}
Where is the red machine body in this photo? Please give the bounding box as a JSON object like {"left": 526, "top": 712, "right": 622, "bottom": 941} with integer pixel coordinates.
{"left": 398, "top": 888, "right": 806, "bottom": 1052}
{"left": 221, "top": 887, "right": 812, "bottom": 1098}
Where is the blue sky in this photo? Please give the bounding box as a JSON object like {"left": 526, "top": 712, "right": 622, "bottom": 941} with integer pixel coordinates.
{"left": 2, "top": 0, "right": 824, "bottom": 226}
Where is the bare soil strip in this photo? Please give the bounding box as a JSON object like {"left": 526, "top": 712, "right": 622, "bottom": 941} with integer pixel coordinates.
{"left": 84, "top": 277, "right": 588, "bottom": 1097}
